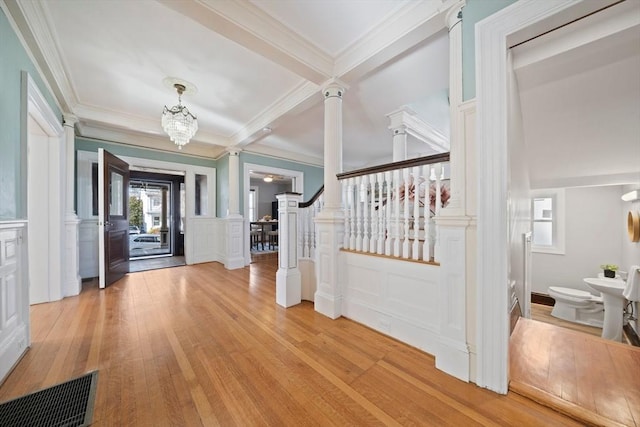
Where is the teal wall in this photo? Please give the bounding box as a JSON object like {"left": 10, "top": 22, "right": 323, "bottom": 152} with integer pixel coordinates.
{"left": 216, "top": 151, "right": 324, "bottom": 217}
{"left": 76, "top": 137, "right": 216, "bottom": 168}
{"left": 239, "top": 152, "right": 323, "bottom": 214}
{"left": 0, "top": 9, "right": 61, "bottom": 219}
{"left": 462, "top": 0, "right": 517, "bottom": 101}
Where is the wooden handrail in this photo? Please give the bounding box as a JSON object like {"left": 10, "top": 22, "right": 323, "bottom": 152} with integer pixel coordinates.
{"left": 299, "top": 185, "right": 324, "bottom": 208}
{"left": 336, "top": 152, "right": 450, "bottom": 180}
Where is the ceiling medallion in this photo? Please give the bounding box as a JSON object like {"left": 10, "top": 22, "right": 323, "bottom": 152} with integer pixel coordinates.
{"left": 161, "top": 79, "right": 198, "bottom": 149}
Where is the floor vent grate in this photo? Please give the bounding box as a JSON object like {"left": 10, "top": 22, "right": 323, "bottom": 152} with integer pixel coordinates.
{"left": 0, "top": 371, "right": 98, "bottom": 427}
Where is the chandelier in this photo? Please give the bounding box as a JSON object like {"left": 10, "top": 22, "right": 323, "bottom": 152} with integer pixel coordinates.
{"left": 161, "top": 83, "right": 198, "bottom": 149}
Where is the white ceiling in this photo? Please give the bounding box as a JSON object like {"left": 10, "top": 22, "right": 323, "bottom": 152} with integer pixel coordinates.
{"left": 513, "top": 0, "right": 640, "bottom": 189}
{"left": 6, "top": 0, "right": 453, "bottom": 169}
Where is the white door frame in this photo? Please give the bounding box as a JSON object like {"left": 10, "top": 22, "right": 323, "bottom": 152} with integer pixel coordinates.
{"left": 243, "top": 162, "right": 303, "bottom": 263}
{"left": 475, "top": 0, "right": 616, "bottom": 393}
{"left": 25, "top": 72, "right": 65, "bottom": 303}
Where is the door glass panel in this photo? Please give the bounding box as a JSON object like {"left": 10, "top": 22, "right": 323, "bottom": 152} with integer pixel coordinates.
{"left": 110, "top": 171, "right": 124, "bottom": 216}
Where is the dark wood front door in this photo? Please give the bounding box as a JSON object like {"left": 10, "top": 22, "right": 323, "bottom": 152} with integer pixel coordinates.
{"left": 98, "top": 148, "right": 130, "bottom": 288}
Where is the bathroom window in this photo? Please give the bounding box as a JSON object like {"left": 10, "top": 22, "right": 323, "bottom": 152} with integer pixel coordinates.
{"left": 531, "top": 189, "right": 565, "bottom": 254}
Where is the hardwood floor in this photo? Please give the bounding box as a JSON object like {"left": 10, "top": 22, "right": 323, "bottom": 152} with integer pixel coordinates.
{"left": 510, "top": 318, "right": 640, "bottom": 427}
{"left": 531, "top": 303, "right": 602, "bottom": 338}
{"left": 1, "top": 259, "right": 581, "bottom": 426}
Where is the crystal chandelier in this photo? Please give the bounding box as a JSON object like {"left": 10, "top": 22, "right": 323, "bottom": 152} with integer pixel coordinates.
{"left": 162, "top": 83, "right": 198, "bottom": 149}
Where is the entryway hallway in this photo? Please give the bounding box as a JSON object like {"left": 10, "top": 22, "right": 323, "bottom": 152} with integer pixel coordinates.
{"left": 0, "top": 258, "right": 580, "bottom": 425}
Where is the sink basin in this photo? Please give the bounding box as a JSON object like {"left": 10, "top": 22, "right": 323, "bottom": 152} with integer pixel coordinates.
{"left": 583, "top": 277, "right": 625, "bottom": 297}
{"left": 583, "top": 277, "right": 627, "bottom": 341}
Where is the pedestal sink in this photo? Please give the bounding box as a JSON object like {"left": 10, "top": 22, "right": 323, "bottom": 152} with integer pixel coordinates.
{"left": 583, "top": 277, "right": 626, "bottom": 341}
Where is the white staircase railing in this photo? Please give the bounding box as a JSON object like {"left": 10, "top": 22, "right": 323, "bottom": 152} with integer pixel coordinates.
{"left": 293, "top": 153, "right": 449, "bottom": 265}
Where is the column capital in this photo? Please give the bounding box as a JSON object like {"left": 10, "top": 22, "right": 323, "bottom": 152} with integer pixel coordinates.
{"left": 226, "top": 146, "right": 242, "bottom": 156}
{"left": 321, "top": 79, "right": 347, "bottom": 100}
{"left": 445, "top": 1, "right": 465, "bottom": 31}
{"left": 63, "top": 113, "right": 78, "bottom": 128}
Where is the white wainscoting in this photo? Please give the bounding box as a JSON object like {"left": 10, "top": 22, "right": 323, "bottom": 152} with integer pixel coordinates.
{"left": 342, "top": 251, "right": 441, "bottom": 355}
{"left": 188, "top": 217, "right": 222, "bottom": 265}
{"left": 79, "top": 219, "right": 99, "bottom": 279}
{"left": 0, "top": 222, "right": 29, "bottom": 383}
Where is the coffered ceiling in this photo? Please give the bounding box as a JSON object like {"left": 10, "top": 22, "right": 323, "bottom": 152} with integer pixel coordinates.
{"left": 4, "top": 0, "right": 456, "bottom": 169}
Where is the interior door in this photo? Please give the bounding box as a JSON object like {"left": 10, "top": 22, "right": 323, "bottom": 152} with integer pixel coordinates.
{"left": 98, "top": 148, "right": 130, "bottom": 288}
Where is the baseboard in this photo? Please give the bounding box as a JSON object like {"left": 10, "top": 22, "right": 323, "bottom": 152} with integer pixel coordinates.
{"left": 531, "top": 292, "right": 555, "bottom": 306}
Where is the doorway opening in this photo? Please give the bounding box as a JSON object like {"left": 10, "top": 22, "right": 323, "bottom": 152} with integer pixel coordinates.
{"left": 128, "top": 170, "right": 186, "bottom": 272}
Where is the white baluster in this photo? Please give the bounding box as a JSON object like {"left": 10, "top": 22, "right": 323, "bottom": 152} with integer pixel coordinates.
{"left": 369, "top": 173, "right": 377, "bottom": 253}
{"left": 343, "top": 180, "right": 350, "bottom": 249}
{"left": 412, "top": 166, "right": 421, "bottom": 260}
{"left": 361, "top": 175, "right": 370, "bottom": 252}
{"left": 377, "top": 172, "right": 385, "bottom": 255}
{"left": 423, "top": 164, "right": 431, "bottom": 262}
{"left": 384, "top": 171, "right": 392, "bottom": 256}
{"left": 355, "top": 176, "right": 363, "bottom": 251}
{"left": 433, "top": 162, "right": 442, "bottom": 262}
{"left": 349, "top": 178, "right": 356, "bottom": 250}
{"left": 393, "top": 169, "right": 401, "bottom": 257}
{"left": 402, "top": 168, "right": 410, "bottom": 258}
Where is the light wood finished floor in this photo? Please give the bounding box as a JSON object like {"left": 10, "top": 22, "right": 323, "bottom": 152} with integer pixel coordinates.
{"left": 510, "top": 318, "right": 640, "bottom": 427}
{"left": 1, "top": 259, "right": 582, "bottom": 426}
{"left": 531, "top": 303, "right": 602, "bottom": 338}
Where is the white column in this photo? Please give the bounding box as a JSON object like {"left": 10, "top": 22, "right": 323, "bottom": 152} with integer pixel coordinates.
{"left": 442, "top": 1, "right": 465, "bottom": 216}
{"left": 225, "top": 147, "right": 244, "bottom": 269}
{"left": 62, "top": 114, "right": 81, "bottom": 297}
{"left": 314, "top": 81, "right": 346, "bottom": 319}
{"left": 387, "top": 108, "right": 412, "bottom": 162}
{"left": 227, "top": 147, "right": 241, "bottom": 216}
{"left": 276, "top": 193, "right": 302, "bottom": 307}
{"left": 432, "top": 1, "right": 472, "bottom": 384}
{"left": 392, "top": 127, "right": 407, "bottom": 162}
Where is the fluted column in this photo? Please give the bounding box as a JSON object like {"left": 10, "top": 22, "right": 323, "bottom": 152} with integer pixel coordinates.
{"left": 276, "top": 192, "right": 302, "bottom": 307}
{"left": 432, "top": 1, "right": 473, "bottom": 384}
{"left": 314, "top": 81, "right": 346, "bottom": 319}
{"left": 224, "top": 147, "right": 244, "bottom": 269}
{"left": 442, "top": 1, "right": 465, "bottom": 216}
{"left": 62, "top": 113, "right": 81, "bottom": 297}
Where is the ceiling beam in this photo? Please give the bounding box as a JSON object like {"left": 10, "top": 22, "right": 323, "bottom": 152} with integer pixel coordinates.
{"left": 156, "top": 0, "right": 333, "bottom": 84}
{"left": 335, "top": 0, "right": 455, "bottom": 84}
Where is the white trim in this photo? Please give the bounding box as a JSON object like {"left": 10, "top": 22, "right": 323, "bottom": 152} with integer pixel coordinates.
{"left": 475, "top": 0, "right": 605, "bottom": 393}
{"left": 243, "top": 162, "right": 303, "bottom": 264}
{"left": 531, "top": 188, "right": 565, "bottom": 255}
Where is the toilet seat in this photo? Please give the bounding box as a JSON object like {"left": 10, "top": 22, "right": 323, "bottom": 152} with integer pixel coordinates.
{"left": 549, "top": 286, "right": 603, "bottom": 304}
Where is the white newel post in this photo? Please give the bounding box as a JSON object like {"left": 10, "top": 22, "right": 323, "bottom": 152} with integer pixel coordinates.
{"left": 276, "top": 193, "right": 302, "bottom": 307}
{"left": 63, "top": 114, "right": 81, "bottom": 296}
{"left": 314, "top": 81, "right": 346, "bottom": 319}
{"left": 433, "top": 1, "right": 471, "bottom": 383}
{"left": 225, "top": 147, "right": 244, "bottom": 270}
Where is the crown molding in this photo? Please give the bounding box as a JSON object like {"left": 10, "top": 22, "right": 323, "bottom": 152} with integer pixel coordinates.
{"left": 74, "top": 103, "right": 231, "bottom": 147}
{"left": 158, "top": 0, "right": 332, "bottom": 84}
{"left": 243, "top": 145, "right": 323, "bottom": 168}
{"left": 11, "top": 0, "right": 78, "bottom": 112}
{"left": 387, "top": 107, "right": 449, "bottom": 152}
{"left": 76, "top": 122, "right": 225, "bottom": 159}
{"left": 334, "top": 0, "right": 452, "bottom": 83}
{"left": 231, "top": 80, "right": 320, "bottom": 145}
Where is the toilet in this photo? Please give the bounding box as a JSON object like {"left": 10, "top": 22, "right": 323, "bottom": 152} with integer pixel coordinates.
{"left": 548, "top": 286, "right": 604, "bottom": 327}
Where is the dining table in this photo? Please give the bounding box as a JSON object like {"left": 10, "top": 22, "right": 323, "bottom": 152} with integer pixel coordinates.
{"left": 250, "top": 220, "right": 278, "bottom": 250}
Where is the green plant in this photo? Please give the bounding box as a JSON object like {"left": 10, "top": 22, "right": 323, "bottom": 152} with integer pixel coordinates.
{"left": 600, "top": 264, "right": 618, "bottom": 271}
